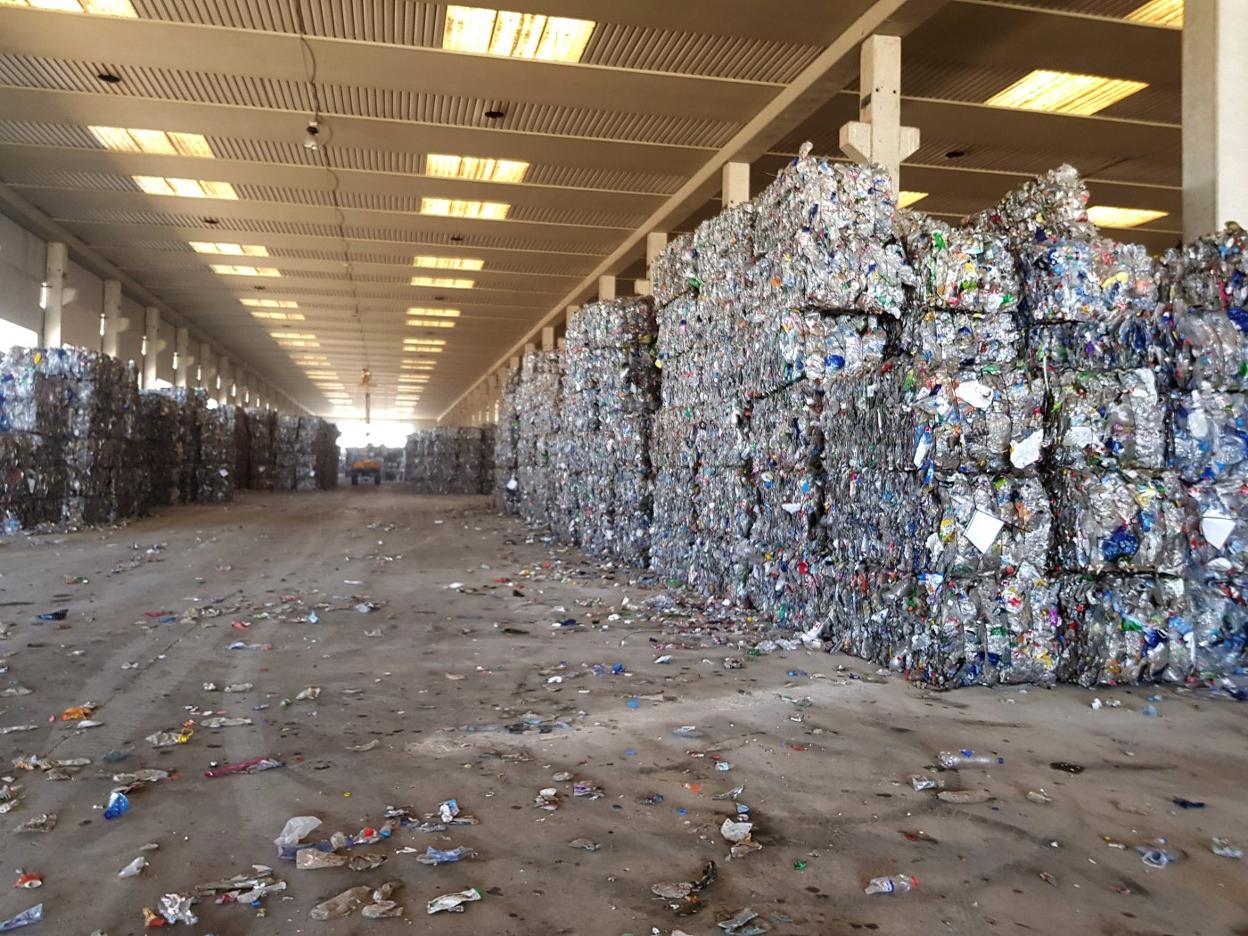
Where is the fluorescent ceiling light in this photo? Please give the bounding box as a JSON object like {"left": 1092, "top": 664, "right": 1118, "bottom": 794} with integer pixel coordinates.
{"left": 249, "top": 311, "right": 304, "bottom": 321}
{"left": 412, "top": 255, "right": 485, "bottom": 271}
{"left": 406, "top": 307, "right": 460, "bottom": 318}
{"left": 1126, "top": 0, "right": 1182, "bottom": 27}
{"left": 443, "top": 5, "right": 595, "bottom": 63}
{"left": 402, "top": 361, "right": 437, "bottom": 369}
{"left": 91, "top": 126, "right": 212, "bottom": 157}
{"left": 420, "top": 197, "right": 509, "bottom": 220}
{"left": 305, "top": 371, "right": 338, "bottom": 379}
{"left": 985, "top": 70, "right": 1148, "bottom": 116}
{"left": 411, "top": 275, "right": 475, "bottom": 289}
{"left": 241, "top": 298, "right": 298, "bottom": 308}
{"left": 898, "top": 191, "right": 928, "bottom": 209}
{"left": 403, "top": 346, "right": 443, "bottom": 353}
{"left": 210, "top": 264, "right": 281, "bottom": 277}
{"left": 425, "top": 153, "right": 530, "bottom": 184}
{"left": 190, "top": 241, "right": 267, "bottom": 256}
{"left": 271, "top": 332, "right": 317, "bottom": 340}
{"left": 404, "top": 338, "right": 447, "bottom": 346}
{"left": 133, "top": 176, "right": 238, "bottom": 199}
{"left": 408, "top": 319, "right": 457, "bottom": 328}
{"left": 8, "top": 0, "right": 137, "bottom": 16}
{"left": 1086, "top": 206, "right": 1168, "bottom": 229}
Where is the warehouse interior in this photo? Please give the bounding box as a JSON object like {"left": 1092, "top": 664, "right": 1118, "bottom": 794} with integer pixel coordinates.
{"left": 2, "top": 1, "right": 1247, "bottom": 933}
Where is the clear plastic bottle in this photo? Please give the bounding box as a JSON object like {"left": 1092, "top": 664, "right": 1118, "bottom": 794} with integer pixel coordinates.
{"left": 864, "top": 874, "right": 918, "bottom": 895}
{"left": 937, "top": 750, "right": 1002, "bottom": 769}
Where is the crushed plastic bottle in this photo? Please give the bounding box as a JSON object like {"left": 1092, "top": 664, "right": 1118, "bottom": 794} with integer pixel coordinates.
{"left": 864, "top": 874, "right": 918, "bottom": 895}
{"left": 936, "top": 750, "right": 1003, "bottom": 769}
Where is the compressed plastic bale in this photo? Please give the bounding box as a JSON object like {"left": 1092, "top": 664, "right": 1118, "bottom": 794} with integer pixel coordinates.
{"left": 1055, "top": 574, "right": 1192, "bottom": 686}
{"left": 900, "top": 212, "right": 1021, "bottom": 315}
{"left": 1159, "top": 220, "right": 1248, "bottom": 317}
{"left": 1168, "top": 307, "right": 1248, "bottom": 392}
{"left": 752, "top": 146, "right": 913, "bottom": 316}
{"left": 246, "top": 409, "right": 277, "bottom": 489}
{"left": 656, "top": 295, "right": 700, "bottom": 359}
{"left": 1171, "top": 387, "right": 1248, "bottom": 483}
{"left": 1182, "top": 479, "right": 1248, "bottom": 585}
{"left": 140, "top": 392, "right": 182, "bottom": 508}
{"left": 900, "top": 309, "right": 1023, "bottom": 370}
{"left": 1188, "top": 580, "right": 1248, "bottom": 677}
{"left": 916, "top": 473, "right": 1052, "bottom": 578}
{"left": 1025, "top": 317, "right": 1166, "bottom": 374}
{"left": 746, "top": 545, "right": 834, "bottom": 630}
{"left": 1048, "top": 367, "right": 1168, "bottom": 471}
{"left": 1019, "top": 238, "right": 1158, "bottom": 324}
{"left": 751, "top": 466, "right": 823, "bottom": 547}
{"left": 1049, "top": 469, "right": 1187, "bottom": 575}
{"left": 969, "top": 163, "right": 1095, "bottom": 249}
{"left": 738, "top": 308, "right": 892, "bottom": 398}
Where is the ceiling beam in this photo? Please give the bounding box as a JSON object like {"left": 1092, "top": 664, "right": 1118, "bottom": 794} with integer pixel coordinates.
{"left": 440, "top": 0, "right": 948, "bottom": 419}
{"left": 0, "top": 7, "right": 779, "bottom": 124}
{"left": 0, "top": 88, "right": 713, "bottom": 176}
{"left": 0, "top": 144, "right": 672, "bottom": 215}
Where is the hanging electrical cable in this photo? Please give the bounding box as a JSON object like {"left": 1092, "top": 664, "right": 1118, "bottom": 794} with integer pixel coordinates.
{"left": 292, "top": 0, "right": 371, "bottom": 405}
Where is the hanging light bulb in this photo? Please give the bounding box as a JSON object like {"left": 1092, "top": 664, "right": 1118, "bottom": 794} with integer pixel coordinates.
{"left": 141, "top": 335, "right": 148, "bottom": 355}
{"left": 304, "top": 119, "right": 321, "bottom": 151}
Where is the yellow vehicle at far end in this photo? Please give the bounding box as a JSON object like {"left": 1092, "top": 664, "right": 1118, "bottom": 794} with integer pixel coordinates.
{"left": 350, "top": 454, "right": 382, "bottom": 486}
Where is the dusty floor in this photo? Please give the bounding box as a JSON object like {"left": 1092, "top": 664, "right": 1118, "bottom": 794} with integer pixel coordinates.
{"left": 0, "top": 486, "right": 1245, "bottom": 936}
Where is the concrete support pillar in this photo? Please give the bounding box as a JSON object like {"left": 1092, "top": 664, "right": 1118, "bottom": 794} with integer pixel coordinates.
{"left": 598, "top": 275, "right": 616, "bottom": 301}
{"left": 839, "top": 34, "right": 919, "bottom": 191}
{"left": 634, "top": 279, "right": 651, "bottom": 296}
{"left": 173, "top": 327, "right": 191, "bottom": 389}
{"left": 646, "top": 232, "right": 668, "bottom": 271}
{"left": 42, "top": 241, "right": 67, "bottom": 348}
{"left": 1183, "top": 0, "right": 1248, "bottom": 239}
{"left": 101, "top": 279, "right": 126, "bottom": 357}
{"left": 142, "top": 306, "right": 160, "bottom": 389}
{"left": 721, "top": 162, "right": 749, "bottom": 209}
{"left": 197, "top": 341, "right": 213, "bottom": 389}
{"left": 524, "top": 342, "right": 536, "bottom": 357}
{"left": 541, "top": 326, "right": 555, "bottom": 351}
{"left": 217, "top": 357, "right": 232, "bottom": 405}
{"left": 509, "top": 356, "right": 520, "bottom": 372}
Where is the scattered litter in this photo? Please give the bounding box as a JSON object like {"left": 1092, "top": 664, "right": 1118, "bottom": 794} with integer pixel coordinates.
{"left": 204, "top": 756, "right": 283, "bottom": 778}
{"left": 568, "top": 838, "right": 600, "bottom": 852}
{"left": 0, "top": 904, "right": 42, "bottom": 931}
{"left": 426, "top": 887, "right": 482, "bottom": 914}
{"left": 118, "top": 857, "right": 148, "bottom": 878}
{"left": 865, "top": 874, "right": 918, "bottom": 895}
{"left": 1212, "top": 838, "right": 1244, "bottom": 859}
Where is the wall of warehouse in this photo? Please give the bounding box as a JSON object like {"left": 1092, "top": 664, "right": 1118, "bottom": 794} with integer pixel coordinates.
{"left": 0, "top": 209, "right": 177, "bottom": 385}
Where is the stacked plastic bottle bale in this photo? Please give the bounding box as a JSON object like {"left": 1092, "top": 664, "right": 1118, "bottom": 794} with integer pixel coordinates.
{"left": 0, "top": 347, "right": 141, "bottom": 531}
{"left": 313, "top": 419, "right": 340, "bottom": 489}
{"left": 231, "top": 407, "right": 251, "bottom": 492}
{"left": 140, "top": 390, "right": 183, "bottom": 508}
{"left": 197, "top": 404, "right": 237, "bottom": 502}
{"left": 987, "top": 169, "right": 1185, "bottom": 686}
{"left": 651, "top": 205, "right": 759, "bottom": 596}
{"left": 744, "top": 150, "right": 911, "bottom": 631}
{"left": 514, "top": 349, "right": 563, "bottom": 527}
{"left": 1161, "top": 222, "right": 1248, "bottom": 680}
{"left": 494, "top": 368, "right": 522, "bottom": 513}
{"left": 558, "top": 298, "right": 659, "bottom": 564}
{"left": 272, "top": 414, "right": 302, "bottom": 491}
{"left": 405, "top": 427, "right": 491, "bottom": 494}
{"left": 245, "top": 409, "right": 277, "bottom": 489}
{"left": 650, "top": 232, "right": 701, "bottom": 582}
{"left": 820, "top": 209, "right": 1054, "bottom": 685}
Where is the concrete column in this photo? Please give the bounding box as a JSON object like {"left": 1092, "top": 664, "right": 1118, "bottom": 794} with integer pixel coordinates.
{"left": 1183, "top": 0, "right": 1248, "bottom": 239}
{"left": 839, "top": 34, "right": 919, "bottom": 191}
{"left": 42, "top": 241, "right": 67, "bottom": 348}
{"left": 141, "top": 306, "right": 160, "bottom": 389}
{"left": 646, "top": 232, "right": 668, "bottom": 271}
{"left": 721, "top": 162, "right": 749, "bottom": 209}
{"left": 509, "top": 356, "right": 520, "bottom": 371}
{"left": 197, "top": 341, "right": 213, "bottom": 389}
{"left": 523, "top": 342, "right": 536, "bottom": 356}
{"left": 101, "top": 279, "right": 127, "bottom": 357}
{"left": 173, "top": 327, "right": 191, "bottom": 389}
{"left": 634, "top": 279, "right": 651, "bottom": 296}
{"left": 217, "top": 357, "right": 232, "bottom": 404}
{"left": 541, "top": 326, "right": 555, "bottom": 351}
{"left": 598, "top": 275, "right": 616, "bottom": 301}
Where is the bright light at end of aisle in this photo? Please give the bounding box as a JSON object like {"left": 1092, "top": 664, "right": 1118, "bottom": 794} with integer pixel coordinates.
{"left": 9, "top": 0, "right": 136, "bottom": 17}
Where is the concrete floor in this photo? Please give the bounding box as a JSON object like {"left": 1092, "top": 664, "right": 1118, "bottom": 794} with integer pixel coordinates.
{"left": 0, "top": 486, "right": 1245, "bottom": 935}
